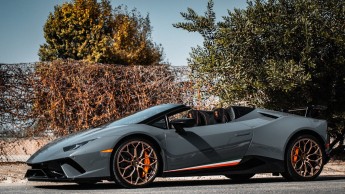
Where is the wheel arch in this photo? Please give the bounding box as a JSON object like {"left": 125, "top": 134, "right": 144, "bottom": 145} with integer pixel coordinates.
{"left": 284, "top": 129, "right": 326, "bottom": 162}
{"left": 110, "top": 133, "right": 165, "bottom": 177}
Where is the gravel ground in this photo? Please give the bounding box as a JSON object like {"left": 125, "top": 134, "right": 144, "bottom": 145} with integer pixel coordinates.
{"left": 1, "top": 160, "right": 345, "bottom": 185}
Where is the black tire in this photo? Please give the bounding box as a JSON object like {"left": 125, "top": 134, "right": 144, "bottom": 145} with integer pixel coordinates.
{"left": 283, "top": 135, "right": 324, "bottom": 181}
{"left": 112, "top": 138, "right": 160, "bottom": 188}
{"left": 225, "top": 173, "right": 255, "bottom": 181}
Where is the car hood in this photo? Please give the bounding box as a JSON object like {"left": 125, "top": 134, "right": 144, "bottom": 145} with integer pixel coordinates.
{"left": 26, "top": 124, "right": 129, "bottom": 164}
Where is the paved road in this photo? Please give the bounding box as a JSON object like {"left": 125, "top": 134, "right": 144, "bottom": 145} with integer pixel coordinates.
{"left": 1, "top": 176, "right": 345, "bottom": 194}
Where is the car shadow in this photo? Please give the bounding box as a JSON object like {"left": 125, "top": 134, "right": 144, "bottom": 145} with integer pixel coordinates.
{"left": 33, "top": 175, "right": 345, "bottom": 190}
{"left": 34, "top": 183, "right": 121, "bottom": 190}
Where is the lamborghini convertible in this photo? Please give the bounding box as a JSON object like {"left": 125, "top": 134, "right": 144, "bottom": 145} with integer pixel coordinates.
{"left": 25, "top": 104, "right": 329, "bottom": 188}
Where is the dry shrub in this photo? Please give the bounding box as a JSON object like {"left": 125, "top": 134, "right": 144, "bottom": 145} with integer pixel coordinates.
{"left": 31, "top": 60, "right": 191, "bottom": 136}
{"left": 0, "top": 61, "right": 193, "bottom": 161}
{"left": 0, "top": 63, "right": 36, "bottom": 136}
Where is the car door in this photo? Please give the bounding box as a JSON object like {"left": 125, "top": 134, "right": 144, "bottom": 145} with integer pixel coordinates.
{"left": 163, "top": 121, "right": 253, "bottom": 172}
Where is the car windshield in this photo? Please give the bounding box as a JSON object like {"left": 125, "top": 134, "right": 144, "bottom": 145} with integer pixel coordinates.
{"left": 106, "top": 104, "right": 181, "bottom": 127}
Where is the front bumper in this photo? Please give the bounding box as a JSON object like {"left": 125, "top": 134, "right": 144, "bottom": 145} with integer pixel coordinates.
{"left": 25, "top": 158, "right": 109, "bottom": 182}
{"left": 25, "top": 169, "right": 75, "bottom": 182}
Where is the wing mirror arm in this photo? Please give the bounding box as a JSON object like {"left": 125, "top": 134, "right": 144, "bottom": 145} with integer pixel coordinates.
{"left": 170, "top": 118, "right": 195, "bottom": 134}
{"left": 173, "top": 124, "right": 186, "bottom": 134}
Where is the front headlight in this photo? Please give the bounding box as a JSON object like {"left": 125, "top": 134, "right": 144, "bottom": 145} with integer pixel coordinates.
{"left": 63, "top": 139, "right": 96, "bottom": 152}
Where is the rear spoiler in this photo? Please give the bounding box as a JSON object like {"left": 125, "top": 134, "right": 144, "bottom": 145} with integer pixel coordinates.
{"left": 282, "top": 105, "right": 327, "bottom": 118}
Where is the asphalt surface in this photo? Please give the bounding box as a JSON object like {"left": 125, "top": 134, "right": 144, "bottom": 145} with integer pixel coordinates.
{"left": 1, "top": 176, "right": 345, "bottom": 194}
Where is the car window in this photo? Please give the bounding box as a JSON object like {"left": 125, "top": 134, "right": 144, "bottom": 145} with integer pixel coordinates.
{"left": 106, "top": 104, "right": 178, "bottom": 127}
{"left": 167, "top": 109, "right": 191, "bottom": 129}
{"left": 168, "top": 109, "right": 190, "bottom": 122}
{"left": 150, "top": 117, "right": 167, "bottom": 129}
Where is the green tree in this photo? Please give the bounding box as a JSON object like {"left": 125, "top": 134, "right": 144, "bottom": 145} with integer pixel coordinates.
{"left": 39, "top": 0, "right": 163, "bottom": 66}
{"left": 174, "top": 0, "right": 345, "bottom": 118}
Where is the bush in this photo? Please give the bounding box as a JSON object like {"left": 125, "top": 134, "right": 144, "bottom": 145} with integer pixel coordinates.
{"left": 0, "top": 61, "right": 192, "bottom": 137}
{"left": 31, "top": 60, "right": 189, "bottom": 135}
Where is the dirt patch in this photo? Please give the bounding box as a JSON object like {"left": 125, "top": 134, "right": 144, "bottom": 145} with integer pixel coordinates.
{"left": 0, "top": 138, "right": 52, "bottom": 162}
{"left": 322, "top": 160, "right": 345, "bottom": 175}
{"left": 1, "top": 160, "right": 344, "bottom": 185}
{"left": 0, "top": 163, "right": 28, "bottom": 184}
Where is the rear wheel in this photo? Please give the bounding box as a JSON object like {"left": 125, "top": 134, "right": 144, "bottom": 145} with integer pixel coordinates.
{"left": 283, "top": 135, "right": 324, "bottom": 181}
{"left": 112, "top": 138, "right": 159, "bottom": 188}
{"left": 225, "top": 173, "right": 255, "bottom": 181}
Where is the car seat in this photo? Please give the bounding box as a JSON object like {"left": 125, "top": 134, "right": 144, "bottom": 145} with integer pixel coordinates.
{"left": 213, "top": 108, "right": 231, "bottom": 123}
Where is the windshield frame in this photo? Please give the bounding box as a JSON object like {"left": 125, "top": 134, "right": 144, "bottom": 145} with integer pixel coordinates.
{"left": 106, "top": 104, "right": 186, "bottom": 127}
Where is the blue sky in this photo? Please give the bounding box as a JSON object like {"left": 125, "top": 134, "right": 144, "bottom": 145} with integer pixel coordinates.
{"left": 0, "top": 0, "right": 247, "bottom": 66}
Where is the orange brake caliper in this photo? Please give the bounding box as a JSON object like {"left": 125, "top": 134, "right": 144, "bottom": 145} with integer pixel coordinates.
{"left": 293, "top": 147, "right": 299, "bottom": 163}
{"left": 142, "top": 151, "right": 150, "bottom": 177}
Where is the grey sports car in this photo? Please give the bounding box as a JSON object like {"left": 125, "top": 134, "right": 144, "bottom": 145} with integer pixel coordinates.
{"left": 25, "top": 104, "right": 329, "bottom": 188}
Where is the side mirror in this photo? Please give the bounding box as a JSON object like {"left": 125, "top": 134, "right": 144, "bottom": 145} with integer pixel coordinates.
{"left": 170, "top": 118, "right": 195, "bottom": 133}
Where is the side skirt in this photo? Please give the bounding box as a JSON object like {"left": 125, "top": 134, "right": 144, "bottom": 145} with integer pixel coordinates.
{"left": 161, "top": 156, "right": 284, "bottom": 177}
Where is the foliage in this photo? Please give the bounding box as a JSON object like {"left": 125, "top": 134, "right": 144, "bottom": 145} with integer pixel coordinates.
{"left": 39, "top": 0, "right": 163, "bottom": 66}
{"left": 31, "top": 60, "right": 190, "bottom": 136}
{"left": 0, "top": 62, "right": 194, "bottom": 137}
{"left": 0, "top": 64, "right": 36, "bottom": 136}
{"left": 174, "top": 0, "right": 345, "bottom": 119}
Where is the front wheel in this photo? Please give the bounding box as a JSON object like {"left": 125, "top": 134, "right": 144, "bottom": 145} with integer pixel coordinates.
{"left": 112, "top": 138, "right": 159, "bottom": 188}
{"left": 283, "top": 135, "right": 324, "bottom": 181}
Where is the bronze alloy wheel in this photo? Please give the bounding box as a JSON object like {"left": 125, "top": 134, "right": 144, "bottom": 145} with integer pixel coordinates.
{"left": 283, "top": 135, "right": 324, "bottom": 181}
{"left": 290, "top": 138, "right": 323, "bottom": 177}
{"left": 113, "top": 139, "right": 159, "bottom": 188}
